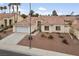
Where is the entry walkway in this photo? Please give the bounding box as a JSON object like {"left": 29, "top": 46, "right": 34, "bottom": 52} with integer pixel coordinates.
{"left": 0, "top": 33, "right": 27, "bottom": 45}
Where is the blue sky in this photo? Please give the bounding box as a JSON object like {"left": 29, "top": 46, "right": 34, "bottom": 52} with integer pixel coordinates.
{"left": 0, "top": 3, "right": 79, "bottom": 15}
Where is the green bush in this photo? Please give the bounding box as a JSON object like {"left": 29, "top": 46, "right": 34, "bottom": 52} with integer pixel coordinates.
{"left": 48, "top": 35, "right": 53, "bottom": 39}
{"left": 62, "top": 39, "right": 69, "bottom": 45}
{"left": 41, "top": 34, "right": 46, "bottom": 38}
{"left": 28, "top": 36, "right": 33, "bottom": 40}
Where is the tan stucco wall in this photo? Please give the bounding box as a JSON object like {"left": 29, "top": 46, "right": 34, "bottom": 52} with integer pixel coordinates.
{"left": 0, "top": 15, "right": 23, "bottom": 28}
{"left": 41, "top": 25, "right": 70, "bottom": 33}
{"left": 71, "top": 28, "right": 79, "bottom": 40}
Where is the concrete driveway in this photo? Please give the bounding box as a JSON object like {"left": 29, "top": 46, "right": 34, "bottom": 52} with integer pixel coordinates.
{"left": 0, "top": 33, "right": 27, "bottom": 45}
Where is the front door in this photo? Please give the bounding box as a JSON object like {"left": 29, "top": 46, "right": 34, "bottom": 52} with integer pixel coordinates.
{"left": 37, "top": 21, "right": 41, "bottom": 32}
{"left": 9, "top": 19, "right": 12, "bottom": 26}
{"left": 4, "top": 19, "right": 7, "bottom": 27}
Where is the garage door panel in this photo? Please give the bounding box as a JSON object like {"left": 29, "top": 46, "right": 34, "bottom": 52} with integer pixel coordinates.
{"left": 16, "top": 27, "right": 28, "bottom": 32}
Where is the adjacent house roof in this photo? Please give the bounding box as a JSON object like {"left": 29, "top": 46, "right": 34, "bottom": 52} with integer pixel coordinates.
{"left": 15, "top": 16, "right": 77, "bottom": 27}
{"left": 0, "top": 13, "right": 17, "bottom": 20}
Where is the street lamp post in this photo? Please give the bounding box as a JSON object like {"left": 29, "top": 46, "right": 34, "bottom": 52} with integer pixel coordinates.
{"left": 29, "top": 3, "right": 32, "bottom": 49}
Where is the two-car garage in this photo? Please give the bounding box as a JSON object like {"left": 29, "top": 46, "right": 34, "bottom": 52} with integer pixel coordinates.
{"left": 13, "top": 26, "right": 30, "bottom": 33}
{"left": 13, "top": 17, "right": 37, "bottom": 34}
{"left": 15, "top": 27, "right": 29, "bottom": 32}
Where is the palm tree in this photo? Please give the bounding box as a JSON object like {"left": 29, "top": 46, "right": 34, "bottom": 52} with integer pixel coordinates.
{"left": 0, "top": 6, "right": 3, "bottom": 13}
{"left": 8, "top": 3, "right": 15, "bottom": 13}
{"left": 3, "top": 6, "right": 7, "bottom": 13}
{"left": 8, "top": 3, "right": 21, "bottom": 13}
{"left": 8, "top": 4, "right": 11, "bottom": 13}
{"left": 15, "top": 3, "right": 20, "bottom": 13}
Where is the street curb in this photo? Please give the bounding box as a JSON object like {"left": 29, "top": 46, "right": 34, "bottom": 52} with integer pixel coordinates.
{"left": 0, "top": 44, "right": 73, "bottom": 56}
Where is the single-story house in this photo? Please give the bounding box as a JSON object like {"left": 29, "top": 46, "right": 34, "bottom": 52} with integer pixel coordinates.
{"left": 13, "top": 16, "right": 77, "bottom": 34}
{"left": 0, "top": 13, "right": 24, "bottom": 30}
{"left": 38, "top": 16, "right": 72, "bottom": 33}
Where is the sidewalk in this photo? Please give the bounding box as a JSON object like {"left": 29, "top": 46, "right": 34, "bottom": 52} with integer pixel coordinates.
{"left": 0, "top": 43, "right": 73, "bottom": 56}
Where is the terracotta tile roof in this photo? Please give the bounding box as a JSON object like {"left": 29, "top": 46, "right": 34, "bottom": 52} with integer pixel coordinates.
{"left": 40, "top": 16, "right": 65, "bottom": 25}
{"left": 0, "top": 13, "right": 16, "bottom": 20}
{"left": 15, "top": 16, "right": 77, "bottom": 27}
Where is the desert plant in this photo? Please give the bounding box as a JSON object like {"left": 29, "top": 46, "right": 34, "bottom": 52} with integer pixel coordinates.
{"left": 48, "top": 35, "right": 53, "bottom": 39}
{"left": 41, "top": 34, "right": 46, "bottom": 38}
{"left": 28, "top": 36, "right": 33, "bottom": 40}
{"left": 62, "top": 39, "right": 69, "bottom": 45}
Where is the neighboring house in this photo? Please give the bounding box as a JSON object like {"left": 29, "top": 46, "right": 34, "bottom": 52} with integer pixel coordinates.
{"left": 0, "top": 13, "right": 23, "bottom": 30}
{"left": 13, "top": 16, "right": 76, "bottom": 34}
{"left": 38, "top": 16, "right": 72, "bottom": 33}
{"left": 70, "top": 18, "right": 79, "bottom": 40}
{"left": 13, "top": 17, "right": 38, "bottom": 34}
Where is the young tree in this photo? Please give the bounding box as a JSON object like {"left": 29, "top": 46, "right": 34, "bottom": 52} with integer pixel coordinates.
{"left": 52, "top": 10, "right": 58, "bottom": 16}
{"left": 0, "top": 6, "right": 3, "bottom": 13}
{"left": 3, "top": 6, "right": 7, "bottom": 13}
{"left": 34, "top": 13, "right": 39, "bottom": 17}
{"left": 29, "top": 10, "right": 34, "bottom": 16}
{"left": 21, "top": 14, "right": 27, "bottom": 19}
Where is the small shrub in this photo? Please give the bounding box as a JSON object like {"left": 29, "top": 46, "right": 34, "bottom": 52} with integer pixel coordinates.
{"left": 48, "top": 35, "right": 53, "bottom": 39}
{"left": 28, "top": 36, "right": 33, "bottom": 40}
{"left": 62, "top": 39, "right": 69, "bottom": 45}
{"left": 41, "top": 34, "right": 46, "bottom": 38}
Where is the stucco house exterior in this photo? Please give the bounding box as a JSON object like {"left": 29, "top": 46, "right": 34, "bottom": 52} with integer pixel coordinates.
{"left": 13, "top": 16, "right": 76, "bottom": 34}
{"left": 0, "top": 13, "right": 23, "bottom": 31}
{"left": 13, "top": 17, "right": 37, "bottom": 34}
{"left": 38, "top": 16, "right": 71, "bottom": 33}
{"left": 13, "top": 15, "right": 79, "bottom": 40}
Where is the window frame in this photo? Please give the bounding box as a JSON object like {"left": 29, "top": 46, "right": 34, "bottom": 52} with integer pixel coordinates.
{"left": 56, "top": 26, "right": 61, "bottom": 31}
{"left": 44, "top": 26, "right": 49, "bottom": 31}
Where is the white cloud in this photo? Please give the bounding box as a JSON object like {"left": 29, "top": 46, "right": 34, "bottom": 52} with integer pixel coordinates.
{"left": 35, "top": 10, "right": 51, "bottom": 15}
{"left": 34, "top": 7, "right": 51, "bottom": 15}
{"left": 38, "top": 7, "right": 47, "bottom": 11}
{"left": 19, "top": 8, "right": 29, "bottom": 15}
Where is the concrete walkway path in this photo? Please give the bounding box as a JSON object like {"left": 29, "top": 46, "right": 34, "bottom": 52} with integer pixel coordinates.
{"left": 0, "top": 33, "right": 27, "bottom": 45}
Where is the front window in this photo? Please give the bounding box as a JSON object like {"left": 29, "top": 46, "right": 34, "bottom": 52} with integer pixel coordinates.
{"left": 56, "top": 26, "right": 61, "bottom": 31}
{"left": 37, "top": 21, "right": 41, "bottom": 26}
{"left": 4, "top": 19, "right": 7, "bottom": 27}
{"left": 44, "top": 26, "right": 49, "bottom": 31}
{"left": 9, "top": 19, "right": 12, "bottom": 26}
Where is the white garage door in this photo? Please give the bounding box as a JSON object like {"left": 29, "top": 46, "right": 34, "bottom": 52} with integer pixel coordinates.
{"left": 15, "top": 27, "right": 28, "bottom": 32}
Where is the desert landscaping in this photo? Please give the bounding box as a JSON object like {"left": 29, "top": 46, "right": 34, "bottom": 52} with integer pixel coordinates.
{"left": 18, "top": 32, "right": 79, "bottom": 56}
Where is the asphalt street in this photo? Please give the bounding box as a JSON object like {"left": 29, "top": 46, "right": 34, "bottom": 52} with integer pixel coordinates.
{"left": 0, "top": 49, "right": 30, "bottom": 56}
